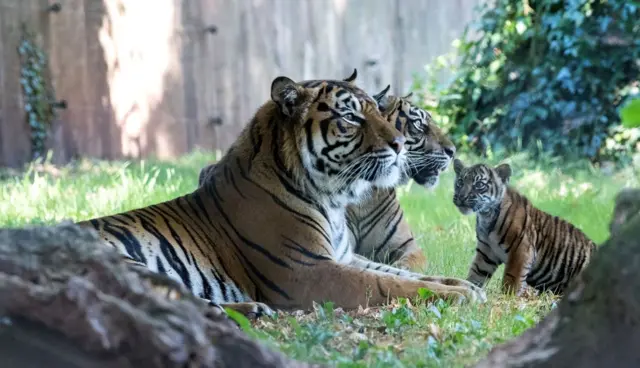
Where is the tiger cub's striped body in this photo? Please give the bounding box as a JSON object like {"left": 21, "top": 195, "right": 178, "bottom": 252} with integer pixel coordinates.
{"left": 78, "top": 72, "right": 485, "bottom": 318}
{"left": 452, "top": 159, "right": 597, "bottom": 295}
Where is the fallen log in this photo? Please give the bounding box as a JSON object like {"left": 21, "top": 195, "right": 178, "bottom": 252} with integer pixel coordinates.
{"left": 0, "top": 221, "right": 319, "bottom": 368}
{"left": 474, "top": 188, "right": 640, "bottom": 368}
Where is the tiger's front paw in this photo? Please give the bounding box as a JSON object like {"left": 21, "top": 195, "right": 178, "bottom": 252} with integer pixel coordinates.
{"left": 225, "top": 302, "right": 275, "bottom": 319}
{"left": 463, "top": 284, "right": 487, "bottom": 304}
{"left": 441, "top": 278, "right": 487, "bottom": 303}
{"left": 245, "top": 302, "right": 275, "bottom": 319}
{"left": 418, "top": 276, "right": 487, "bottom": 303}
{"left": 442, "top": 286, "right": 487, "bottom": 305}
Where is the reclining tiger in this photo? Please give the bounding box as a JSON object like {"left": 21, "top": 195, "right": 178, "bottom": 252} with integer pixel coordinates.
{"left": 77, "top": 72, "right": 485, "bottom": 318}
{"left": 199, "top": 81, "right": 460, "bottom": 273}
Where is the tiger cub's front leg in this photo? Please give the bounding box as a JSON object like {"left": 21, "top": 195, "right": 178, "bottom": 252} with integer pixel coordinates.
{"left": 466, "top": 239, "right": 501, "bottom": 289}
{"left": 350, "top": 254, "right": 487, "bottom": 302}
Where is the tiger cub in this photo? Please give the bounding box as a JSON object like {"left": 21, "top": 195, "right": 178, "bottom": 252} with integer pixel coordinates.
{"left": 452, "top": 159, "right": 597, "bottom": 295}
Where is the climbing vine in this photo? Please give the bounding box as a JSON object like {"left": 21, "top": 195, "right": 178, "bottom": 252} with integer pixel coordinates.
{"left": 17, "top": 25, "right": 58, "bottom": 161}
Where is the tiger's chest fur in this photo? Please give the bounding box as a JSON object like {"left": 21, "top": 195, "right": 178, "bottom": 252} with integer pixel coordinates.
{"left": 326, "top": 204, "right": 355, "bottom": 264}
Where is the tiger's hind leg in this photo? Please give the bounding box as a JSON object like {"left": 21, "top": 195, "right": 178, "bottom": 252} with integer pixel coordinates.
{"left": 502, "top": 242, "right": 534, "bottom": 296}
{"left": 123, "top": 257, "right": 275, "bottom": 319}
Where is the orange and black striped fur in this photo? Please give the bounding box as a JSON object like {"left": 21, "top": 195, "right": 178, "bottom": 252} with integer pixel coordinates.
{"left": 452, "top": 159, "right": 597, "bottom": 295}
{"left": 197, "top": 90, "right": 457, "bottom": 273}
{"left": 77, "top": 71, "right": 485, "bottom": 318}
{"left": 347, "top": 90, "right": 456, "bottom": 272}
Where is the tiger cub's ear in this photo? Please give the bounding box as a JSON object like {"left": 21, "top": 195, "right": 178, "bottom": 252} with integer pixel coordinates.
{"left": 271, "top": 76, "right": 305, "bottom": 117}
{"left": 495, "top": 163, "right": 512, "bottom": 183}
{"left": 453, "top": 159, "right": 465, "bottom": 176}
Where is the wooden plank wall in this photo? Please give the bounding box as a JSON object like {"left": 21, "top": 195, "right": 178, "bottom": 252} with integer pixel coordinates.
{"left": 0, "top": 0, "right": 483, "bottom": 168}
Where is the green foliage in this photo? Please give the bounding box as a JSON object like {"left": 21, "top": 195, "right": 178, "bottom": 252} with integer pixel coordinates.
{"left": 621, "top": 98, "right": 640, "bottom": 128}
{"left": 414, "top": 0, "right": 640, "bottom": 163}
{"left": 18, "top": 24, "right": 59, "bottom": 161}
{"left": 381, "top": 298, "right": 416, "bottom": 331}
{"left": 0, "top": 152, "right": 636, "bottom": 367}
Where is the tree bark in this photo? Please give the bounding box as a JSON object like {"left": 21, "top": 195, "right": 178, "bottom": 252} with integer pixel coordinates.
{"left": 0, "top": 221, "right": 320, "bottom": 368}
{"left": 474, "top": 188, "right": 640, "bottom": 368}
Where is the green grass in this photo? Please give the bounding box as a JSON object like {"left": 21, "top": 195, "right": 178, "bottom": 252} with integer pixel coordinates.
{"left": 1, "top": 151, "right": 637, "bottom": 367}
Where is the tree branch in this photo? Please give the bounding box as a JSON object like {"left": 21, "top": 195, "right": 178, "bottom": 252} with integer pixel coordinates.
{"left": 0, "top": 221, "right": 319, "bottom": 368}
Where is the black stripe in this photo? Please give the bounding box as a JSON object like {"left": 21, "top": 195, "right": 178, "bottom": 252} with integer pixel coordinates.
{"left": 475, "top": 245, "right": 499, "bottom": 267}
{"left": 192, "top": 255, "right": 214, "bottom": 300}
{"left": 136, "top": 214, "right": 193, "bottom": 290}
{"left": 156, "top": 256, "right": 167, "bottom": 274}
{"left": 373, "top": 212, "right": 404, "bottom": 259}
{"left": 282, "top": 236, "right": 332, "bottom": 261}
{"left": 100, "top": 220, "right": 147, "bottom": 264}
{"left": 472, "top": 263, "right": 492, "bottom": 279}
{"left": 208, "top": 182, "right": 292, "bottom": 301}
{"left": 145, "top": 205, "right": 193, "bottom": 266}
{"left": 225, "top": 165, "right": 248, "bottom": 200}
{"left": 235, "top": 160, "right": 333, "bottom": 248}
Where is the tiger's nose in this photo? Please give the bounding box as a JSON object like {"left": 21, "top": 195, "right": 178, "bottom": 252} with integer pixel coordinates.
{"left": 389, "top": 136, "right": 405, "bottom": 154}
{"left": 444, "top": 146, "right": 456, "bottom": 158}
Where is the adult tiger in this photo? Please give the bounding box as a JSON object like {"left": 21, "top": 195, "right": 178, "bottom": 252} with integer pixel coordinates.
{"left": 347, "top": 87, "right": 456, "bottom": 272}
{"left": 78, "top": 71, "right": 485, "bottom": 318}
{"left": 200, "top": 87, "right": 457, "bottom": 273}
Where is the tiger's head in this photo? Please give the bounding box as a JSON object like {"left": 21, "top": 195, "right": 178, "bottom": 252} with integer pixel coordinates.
{"left": 371, "top": 88, "right": 456, "bottom": 188}
{"left": 269, "top": 70, "right": 407, "bottom": 200}
{"left": 452, "top": 159, "right": 512, "bottom": 215}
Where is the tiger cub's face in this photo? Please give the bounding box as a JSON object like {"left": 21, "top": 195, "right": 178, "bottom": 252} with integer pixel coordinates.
{"left": 373, "top": 90, "right": 456, "bottom": 188}
{"left": 271, "top": 71, "right": 406, "bottom": 195}
{"left": 452, "top": 159, "right": 512, "bottom": 215}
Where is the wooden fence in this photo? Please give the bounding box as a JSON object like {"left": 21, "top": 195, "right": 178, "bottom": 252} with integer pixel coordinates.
{"left": 0, "top": 0, "right": 483, "bottom": 168}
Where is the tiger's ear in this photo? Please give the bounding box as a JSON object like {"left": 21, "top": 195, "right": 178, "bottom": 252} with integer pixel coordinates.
{"left": 495, "top": 163, "right": 512, "bottom": 183}
{"left": 453, "top": 159, "right": 464, "bottom": 176}
{"left": 271, "top": 76, "right": 304, "bottom": 117}
{"left": 372, "top": 84, "right": 391, "bottom": 111}
{"left": 343, "top": 68, "right": 358, "bottom": 84}
{"left": 402, "top": 92, "right": 414, "bottom": 100}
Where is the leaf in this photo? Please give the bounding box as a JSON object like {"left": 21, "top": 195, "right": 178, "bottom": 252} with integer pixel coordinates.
{"left": 620, "top": 99, "right": 640, "bottom": 128}
{"left": 225, "top": 308, "right": 252, "bottom": 332}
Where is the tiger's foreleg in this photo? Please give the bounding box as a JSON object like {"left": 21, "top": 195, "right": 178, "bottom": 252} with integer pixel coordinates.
{"left": 501, "top": 242, "right": 534, "bottom": 296}
{"left": 278, "top": 260, "right": 486, "bottom": 310}
{"left": 466, "top": 239, "right": 501, "bottom": 288}
{"left": 293, "top": 261, "right": 485, "bottom": 309}
{"left": 350, "top": 255, "right": 486, "bottom": 300}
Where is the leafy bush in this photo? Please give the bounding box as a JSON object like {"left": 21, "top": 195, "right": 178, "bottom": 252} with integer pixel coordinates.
{"left": 413, "top": 0, "right": 640, "bottom": 163}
